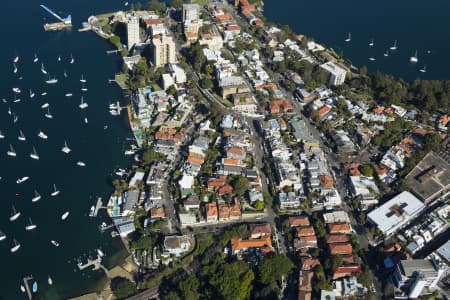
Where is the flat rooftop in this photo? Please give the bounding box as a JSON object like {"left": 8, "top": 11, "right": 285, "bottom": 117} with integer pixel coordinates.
{"left": 405, "top": 151, "right": 450, "bottom": 203}
{"left": 367, "top": 191, "right": 425, "bottom": 235}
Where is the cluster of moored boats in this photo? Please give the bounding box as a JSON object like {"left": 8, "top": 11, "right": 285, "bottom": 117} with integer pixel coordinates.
{"left": 343, "top": 33, "right": 429, "bottom": 72}
{"left": 0, "top": 53, "right": 87, "bottom": 256}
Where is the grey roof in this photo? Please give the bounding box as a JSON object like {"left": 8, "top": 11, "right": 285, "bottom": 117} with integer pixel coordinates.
{"left": 436, "top": 240, "right": 450, "bottom": 263}
{"left": 400, "top": 259, "right": 437, "bottom": 277}
{"left": 112, "top": 216, "right": 135, "bottom": 235}
{"left": 123, "top": 189, "right": 140, "bottom": 212}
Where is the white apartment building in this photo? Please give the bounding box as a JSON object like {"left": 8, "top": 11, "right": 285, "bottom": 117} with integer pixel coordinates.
{"left": 126, "top": 15, "right": 140, "bottom": 50}
{"left": 320, "top": 62, "right": 347, "bottom": 86}
{"left": 152, "top": 35, "right": 177, "bottom": 67}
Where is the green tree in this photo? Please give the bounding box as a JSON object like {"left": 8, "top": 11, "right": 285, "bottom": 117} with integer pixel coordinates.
{"left": 147, "top": 0, "right": 166, "bottom": 14}
{"left": 142, "top": 149, "right": 165, "bottom": 165}
{"left": 257, "top": 254, "right": 294, "bottom": 285}
{"left": 110, "top": 277, "right": 137, "bottom": 299}
{"left": 169, "top": 0, "right": 184, "bottom": 9}
{"left": 178, "top": 275, "right": 200, "bottom": 300}
{"left": 254, "top": 200, "right": 265, "bottom": 211}
{"left": 167, "top": 84, "right": 178, "bottom": 96}
{"left": 360, "top": 163, "right": 374, "bottom": 177}
{"left": 422, "top": 132, "right": 442, "bottom": 152}
{"left": 200, "top": 78, "right": 213, "bottom": 90}
{"left": 229, "top": 175, "right": 250, "bottom": 197}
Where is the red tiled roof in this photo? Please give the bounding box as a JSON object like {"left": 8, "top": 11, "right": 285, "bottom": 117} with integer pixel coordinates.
{"left": 206, "top": 202, "right": 218, "bottom": 217}
{"left": 231, "top": 235, "right": 272, "bottom": 252}
{"left": 150, "top": 207, "right": 165, "bottom": 219}
{"left": 329, "top": 242, "right": 353, "bottom": 255}
{"left": 250, "top": 223, "right": 272, "bottom": 236}
{"left": 328, "top": 223, "right": 351, "bottom": 234}
{"left": 144, "top": 19, "right": 163, "bottom": 25}
{"left": 289, "top": 216, "right": 310, "bottom": 227}
{"left": 319, "top": 175, "right": 334, "bottom": 188}
{"left": 317, "top": 105, "right": 331, "bottom": 117}
{"left": 296, "top": 226, "right": 316, "bottom": 237}
{"left": 325, "top": 234, "right": 349, "bottom": 244}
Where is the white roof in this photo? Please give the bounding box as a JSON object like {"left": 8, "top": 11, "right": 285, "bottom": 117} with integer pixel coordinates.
{"left": 129, "top": 171, "right": 145, "bottom": 187}
{"left": 367, "top": 191, "right": 425, "bottom": 235}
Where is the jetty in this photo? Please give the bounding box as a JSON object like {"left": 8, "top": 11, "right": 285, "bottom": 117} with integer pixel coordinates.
{"left": 77, "top": 254, "right": 110, "bottom": 277}
{"left": 22, "top": 276, "right": 34, "bottom": 300}
{"left": 92, "top": 197, "right": 103, "bottom": 217}
{"left": 106, "top": 50, "right": 120, "bottom": 55}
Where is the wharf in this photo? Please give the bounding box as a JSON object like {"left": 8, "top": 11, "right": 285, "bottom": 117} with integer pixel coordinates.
{"left": 22, "top": 276, "right": 33, "bottom": 300}
{"left": 77, "top": 255, "right": 110, "bottom": 277}
{"left": 44, "top": 22, "right": 72, "bottom": 31}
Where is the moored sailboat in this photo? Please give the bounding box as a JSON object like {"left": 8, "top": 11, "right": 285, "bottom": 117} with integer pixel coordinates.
{"left": 10, "top": 206, "right": 21, "bottom": 221}
{"left": 25, "top": 218, "right": 37, "bottom": 231}
{"left": 30, "top": 146, "right": 39, "bottom": 160}
{"left": 51, "top": 184, "right": 60, "bottom": 196}
{"left": 32, "top": 190, "right": 41, "bottom": 202}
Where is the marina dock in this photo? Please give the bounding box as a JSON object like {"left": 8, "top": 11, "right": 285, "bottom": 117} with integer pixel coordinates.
{"left": 22, "top": 276, "right": 33, "bottom": 300}
{"left": 44, "top": 22, "right": 72, "bottom": 31}
{"left": 77, "top": 255, "right": 110, "bottom": 277}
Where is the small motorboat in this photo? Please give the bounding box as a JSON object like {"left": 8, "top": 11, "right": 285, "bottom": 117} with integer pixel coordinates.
{"left": 65, "top": 93, "right": 73, "bottom": 97}
{"left": 77, "top": 161, "right": 86, "bottom": 167}
{"left": 20, "top": 285, "right": 26, "bottom": 292}
{"left": 344, "top": 32, "right": 351, "bottom": 42}
{"left": 33, "top": 54, "right": 39, "bottom": 63}
{"left": 61, "top": 211, "right": 70, "bottom": 220}
{"left": 16, "top": 176, "right": 30, "bottom": 184}
{"left": 41, "top": 102, "right": 49, "bottom": 109}
{"left": 32, "top": 281, "right": 37, "bottom": 293}
{"left": 89, "top": 205, "right": 95, "bottom": 217}
{"left": 38, "top": 131, "right": 48, "bottom": 139}
{"left": 51, "top": 240, "right": 60, "bottom": 247}
{"left": 48, "top": 276, "right": 53, "bottom": 285}
{"left": 61, "top": 141, "right": 71, "bottom": 154}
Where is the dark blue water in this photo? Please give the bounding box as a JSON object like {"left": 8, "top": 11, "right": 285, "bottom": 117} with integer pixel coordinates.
{"left": 264, "top": 0, "right": 450, "bottom": 81}
{"left": 0, "top": 1, "right": 132, "bottom": 299}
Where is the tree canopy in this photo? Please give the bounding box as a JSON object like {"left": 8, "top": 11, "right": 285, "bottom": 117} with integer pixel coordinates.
{"left": 110, "top": 277, "right": 137, "bottom": 299}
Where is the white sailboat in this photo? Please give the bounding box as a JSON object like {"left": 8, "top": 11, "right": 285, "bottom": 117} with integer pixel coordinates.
{"left": 80, "top": 74, "right": 87, "bottom": 83}
{"left": 51, "top": 240, "right": 60, "bottom": 247}
{"left": 12, "top": 87, "right": 21, "bottom": 93}
{"left": 369, "top": 57, "right": 376, "bottom": 61}
{"left": 7, "top": 144, "right": 17, "bottom": 157}
{"left": 390, "top": 40, "right": 398, "bottom": 50}
{"left": 77, "top": 161, "right": 86, "bottom": 167}
{"left": 10, "top": 206, "right": 21, "bottom": 221}
{"left": 410, "top": 50, "right": 418, "bottom": 63}
{"left": 41, "top": 63, "right": 47, "bottom": 74}
{"left": 33, "top": 54, "right": 39, "bottom": 63}
{"left": 30, "top": 146, "right": 39, "bottom": 160}
{"left": 61, "top": 140, "right": 71, "bottom": 154}
{"left": 58, "top": 55, "right": 61, "bottom": 62}
{"left": 7, "top": 107, "right": 12, "bottom": 115}
{"left": 79, "top": 97, "right": 88, "bottom": 109}
{"left": 0, "top": 131, "right": 4, "bottom": 139}
{"left": 41, "top": 102, "right": 49, "bottom": 109}
{"left": 38, "top": 131, "right": 48, "bottom": 139}
{"left": 32, "top": 190, "right": 41, "bottom": 202}
{"left": 51, "top": 184, "right": 60, "bottom": 196}
{"left": 13, "top": 113, "right": 19, "bottom": 123}
{"left": 41, "top": 92, "right": 47, "bottom": 96}
{"left": 25, "top": 218, "right": 37, "bottom": 231}
{"left": 48, "top": 276, "right": 53, "bottom": 285}
{"left": 70, "top": 54, "right": 75, "bottom": 64}
{"left": 84, "top": 117, "right": 88, "bottom": 124}
{"left": 13, "top": 63, "right": 18, "bottom": 74}
{"left": 0, "top": 230, "right": 6, "bottom": 241}
{"left": 384, "top": 50, "right": 390, "bottom": 57}
{"left": 16, "top": 176, "right": 29, "bottom": 184}
{"left": 65, "top": 93, "right": 73, "bottom": 97}
{"left": 81, "top": 83, "right": 88, "bottom": 92}
{"left": 45, "top": 75, "right": 58, "bottom": 84}
{"left": 13, "top": 95, "right": 21, "bottom": 103}
{"left": 45, "top": 108, "right": 53, "bottom": 119}
{"left": 18, "top": 130, "right": 26, "bottom": 142}
{"left": 61, "top": 211, "right": 70, "bottom": 220}
{"left": 419, "top": 65, "right": 427, "bottom": 73}
{"left": 13, "top": 55, "right": 19, "bottom": 63}
{"left": 63, "top": 70, "right": 68, "bottom": 78}
{"left": 10, "top": 239, "right": 21, "bottom": 253}
{"left": 29, "top": 89, "right": 35, "bottom": 98}
{"left": 345, "top": 32, "right": 351, "bottom": 42}
{"left": 369, "top": 39, "right": 374, "bottom": 47}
